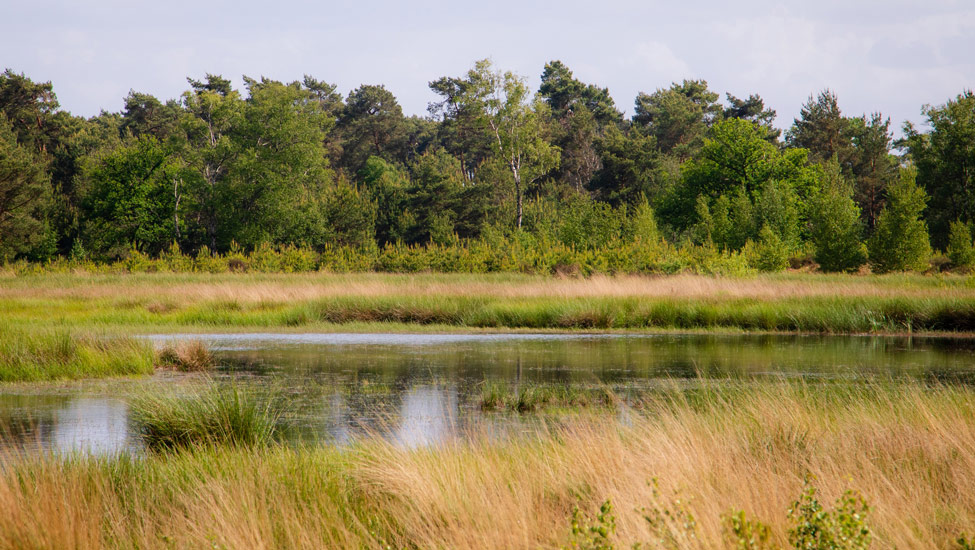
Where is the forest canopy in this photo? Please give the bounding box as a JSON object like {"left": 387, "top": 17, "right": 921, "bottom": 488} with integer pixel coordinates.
{"left": 1, "top": 62, "right": 972, "bottom": 273}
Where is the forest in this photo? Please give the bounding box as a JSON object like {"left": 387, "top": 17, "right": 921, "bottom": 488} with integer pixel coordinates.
{"left": 1, "top": 60, "right": 974, "bottom": 274}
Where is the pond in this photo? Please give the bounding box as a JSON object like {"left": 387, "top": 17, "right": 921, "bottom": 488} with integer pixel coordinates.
{"left": 2, "top": 332, "right": 975, "bottom": 455}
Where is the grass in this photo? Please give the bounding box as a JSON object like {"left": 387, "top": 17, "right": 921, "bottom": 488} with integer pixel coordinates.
{"left": 0, "top": 379, "right": 974, "bottom": 548}
{"left": 156, "top": 339, "right": 214, "bottom": 371}
{"left": 130, "top": 383, "right": 282, "bottom": 451}
{"left": 2, "top": 271, "right": 975, "bottom": 335}
{"left": 0, "top": 327, "right": 154, "bottom": 382}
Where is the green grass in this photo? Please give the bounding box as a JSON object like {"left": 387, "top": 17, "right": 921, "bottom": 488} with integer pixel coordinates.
{"left": 130, "top": 383, "right": 283, "bottom": 451}
{"left": 3, "top": 271, "right": 975, "bottom": 382}
{"left": 0, "top": 327, "right": 154, "bottom": 382}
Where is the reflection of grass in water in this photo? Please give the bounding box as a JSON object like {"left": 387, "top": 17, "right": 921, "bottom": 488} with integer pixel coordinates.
{"left": 0, "top": 327, "right": 154, "bottom": 382}
{"left": 0, "top": 379, "right": 973, "bottom": 547}
{"left": 130, "top": 382, "right": 282, "bottom": 452}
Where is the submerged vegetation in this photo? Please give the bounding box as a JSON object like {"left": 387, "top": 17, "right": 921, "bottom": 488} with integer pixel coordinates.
{"left": 1, "top": 379, "right": 974, "bottom": 548}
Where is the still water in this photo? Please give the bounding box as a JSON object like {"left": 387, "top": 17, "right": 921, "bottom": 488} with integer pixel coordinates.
{"left": 2, "top": 333, "right": 975, "bottom": 454}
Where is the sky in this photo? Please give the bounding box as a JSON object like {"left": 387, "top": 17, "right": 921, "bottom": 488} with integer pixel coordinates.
{"left": 4, "top": 0, "right": 974, "bottom": 135}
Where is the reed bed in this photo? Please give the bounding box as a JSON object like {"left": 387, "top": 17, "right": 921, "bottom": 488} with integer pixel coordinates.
{"left": 0, "top": 380, "right": 973, "bottom": 549}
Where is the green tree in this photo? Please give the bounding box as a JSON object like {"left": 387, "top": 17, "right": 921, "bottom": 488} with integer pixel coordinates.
{"left": 670, "top": 118, "right": 818, "bottom": 234}
{"left": 538, "top": 60, "right": 621, "bottom": 125}
{"left": 590, "top": 126, "right": 660, "bottom": 206}
{"left": 336, "top": 85, "right": 407, "bottom": 174}
{"left": 81, "top": 136, "right": 180, "bottom": 257}
{"left": 848, "top": 113, "right": 897, "bottom": 231}
{"left": 786, "top": 90, "right": 853, "bottom": 166}
{"left": 722, "top": 93, "right": 780, "bottom": 142}
{"left": 358, "top": 156, "right": 410, "bottom": 245}
{"left": 902, "top": 91, "right": 975, "bottom": 248}
{"left": 464, "top": 60, "right": 560, "bottom": 229}
{"left": 868, "top": 168, "right": 932, "bottom": 273}
{"left": 633, "top": 79, "right": 721, "bottom": 159}
{"left": 947, "top": 220, "right": 975, "bottom": 268}
{"left": 0, "top": 114, "right": 50, "bottom": 259}
{"left": 406, "top": 150, "right": 489, "bottom": 243}
{"left": 808, "top": 162, "right": 867, "bottom": 272}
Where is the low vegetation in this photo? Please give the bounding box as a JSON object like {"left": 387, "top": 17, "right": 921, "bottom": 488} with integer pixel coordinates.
{"left": 0, "top": 327, "right": 154, "bottom": 382}
{"left": 156, "top": 339, "right": 214, "bottom": 371}
{"left": 3, "top": 272, "right": 975, "bottom": 337}
{"left": 480, "top": 381, "right": 617, "bottom": 412}
{"left": 0, "top": 380, "right": 973, "bottom": 548}
{"left": 130, "top": 383, "right": 281, "bottom": 451}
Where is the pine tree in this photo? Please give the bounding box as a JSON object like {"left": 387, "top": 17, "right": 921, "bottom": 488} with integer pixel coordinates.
{"left": 868, "top": 168, "right": 932, "bottom": 273}
{"left": 809, "top": 162, "right": 867, "bottom": 272}
{"left": 947, "top": 220, "right": 975, "bottom": 268}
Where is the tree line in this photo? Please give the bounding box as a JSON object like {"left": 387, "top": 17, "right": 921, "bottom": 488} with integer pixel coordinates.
{"left": 1, "top": 61, "right": 974, "bottom": 273}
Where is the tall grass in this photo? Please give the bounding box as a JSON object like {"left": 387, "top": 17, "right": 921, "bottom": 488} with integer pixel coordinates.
{"left": 4, "top": 272, "right": 975, "bottom": 335}
{"left": 130, "top": 383, "right": 282, "bottom": 451}
{"left": 0, "top": 327, "right": 154, "bottom": 382}
{"left": 0, "top": 380, "right": 973, "bottom": 548}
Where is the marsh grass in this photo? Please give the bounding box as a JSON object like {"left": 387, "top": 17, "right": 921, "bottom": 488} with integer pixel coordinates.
{"left": 156, "top": 339, "right": 214, "bottom": 371}
{"left": 4, "top": 272, "right": 975, "bottom": 335}
{"left": 1, "top": 379, "right": 973, "bottom": 548}
{"left": 0, "top": 328, "right": 154, "bottom": 382}
{"left": 130, "top": 383, "right": 282, "bottom": 451}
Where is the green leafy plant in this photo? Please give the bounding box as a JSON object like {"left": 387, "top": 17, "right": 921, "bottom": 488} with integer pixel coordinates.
{"left": 787, "top": 480, "right": 871, "bottom": 550}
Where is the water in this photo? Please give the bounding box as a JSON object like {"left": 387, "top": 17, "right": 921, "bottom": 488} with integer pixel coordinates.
{"left": 3, "top": 332, "right": 975, "bottom": 455}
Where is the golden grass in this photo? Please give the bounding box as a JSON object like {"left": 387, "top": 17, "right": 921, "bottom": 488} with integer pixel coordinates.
{"left": 156, "top": 339, "right": 214, "bottom": 372}
{"left": 3, "top": 272, "right": 973, "bottom": 303}
{"left": 1, "top": 382, "right": 973, "bottom": 549}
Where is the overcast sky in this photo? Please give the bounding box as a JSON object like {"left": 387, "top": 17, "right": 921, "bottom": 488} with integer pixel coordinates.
{"left": 4, "top": 0, "right": 974, "bottom": 135}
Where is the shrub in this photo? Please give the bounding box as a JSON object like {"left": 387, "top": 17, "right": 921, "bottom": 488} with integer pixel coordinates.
{"left": 748, "top": 226, "right": 790, "bottom": 272}
{"left": 787, "top": 481, "right": 871, "bottom": 550}
{"left": 724, "top": 510, "right": 774, "bottom": 550}
{"left": 808, "top": 174, "right": 867, "bottom": 273}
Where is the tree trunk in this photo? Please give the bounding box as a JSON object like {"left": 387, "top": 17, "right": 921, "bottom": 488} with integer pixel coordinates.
{"left": 514, "top": 170, "right": 522, "bottom": 229}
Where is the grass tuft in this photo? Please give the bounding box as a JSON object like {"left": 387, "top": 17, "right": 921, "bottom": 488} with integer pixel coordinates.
{"left": 156, "top": 339, "right": 214, "bottom": 371}
{"left": 130, "top": 383, "right": 281, "bottom": 451}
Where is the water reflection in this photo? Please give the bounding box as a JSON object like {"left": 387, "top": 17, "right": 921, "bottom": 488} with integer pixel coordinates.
{"left": 2, "top": 333, "right": 975, "bottom": 455}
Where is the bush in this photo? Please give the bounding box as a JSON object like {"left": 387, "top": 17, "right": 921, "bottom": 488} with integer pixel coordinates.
{"left": 787, "top": 481, "right": 871, "bottom": 550}
{"left": 748, "top": 226, "right": 790, "bottom": 272}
